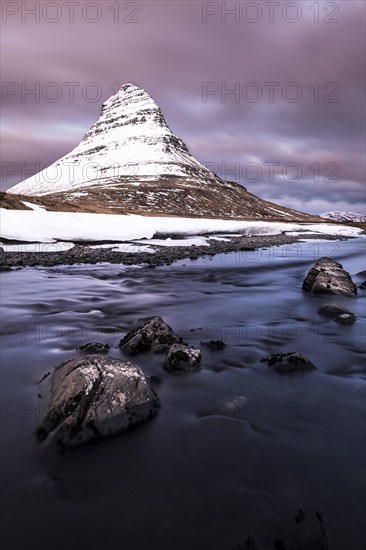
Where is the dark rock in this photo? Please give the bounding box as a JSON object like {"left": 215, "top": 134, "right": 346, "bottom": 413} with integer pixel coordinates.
{"left": 231, "top": 510, "right": 329, "bottom": 549}
{"left": 335, "top": 313, "right": 356, "bottom": 325}
{"left": 119, "top": 316, "right": 181, "bottom": 355}
{"left": 36, "top": 355, "right": 159, "bottom": 450}
{"left": 302, "top": 257, "right": 357, "bottom": 296}
{"left": 164, "top": 344, "right": 201, "bottom": 372}
{"left": 79, "top": 342, "right": 110, "bottom": 354}
{"left": 202, "top": 339, "right": 226, "bottom": 350}
{"left": 295, "top": 509, "right": 306, "bottom": 523}
{"left": 359, "top": 280, "right": 366, "bottom": 289}
{"left": 260, "top": 352, "right": 317, "bottom": 374}
{"left": 317, "top": 303, "right": 356, "bottom": 320}
{"left": 0, "top": 265, "right": 12, "bottom": 272}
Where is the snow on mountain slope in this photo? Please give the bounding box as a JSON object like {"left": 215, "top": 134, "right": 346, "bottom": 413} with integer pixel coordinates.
{"left": 320, "top": 211, "right": 366, "bottom": 223}
{"left": 8, "top": 83, "right": 222, "bottom": 196}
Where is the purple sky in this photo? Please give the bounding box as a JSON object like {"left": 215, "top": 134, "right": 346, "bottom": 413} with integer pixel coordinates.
{"left": 1, "top": 0, "right": 365, "bottom": 214}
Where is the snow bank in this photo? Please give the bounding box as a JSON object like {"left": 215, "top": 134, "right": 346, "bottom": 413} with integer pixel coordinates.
{"left": 22, "top": 201, "right": 47, "bottom": 211}
{"left": 133, "top": 236, "right": 210, "bottom": 247}
{"left": 1, "top": 242, "right": 75, "bottom": 253}
{"left": 0, "top": 209, "right": 363, "bottom": 244}
{"left": 90, "top": 243, "right": 155, "bottom": 253}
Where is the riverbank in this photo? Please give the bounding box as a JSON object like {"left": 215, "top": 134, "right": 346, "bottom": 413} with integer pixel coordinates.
{"left": 0, "top": 232, "right": 353, "bottom": 269}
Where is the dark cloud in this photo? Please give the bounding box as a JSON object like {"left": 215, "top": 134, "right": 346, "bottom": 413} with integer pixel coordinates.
{"left": 1, "top": 0, "right": 365, "bottom": 213}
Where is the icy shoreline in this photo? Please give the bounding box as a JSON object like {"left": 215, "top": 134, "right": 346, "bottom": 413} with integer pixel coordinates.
{"left": 0, "top": 232, "right": 358, "bottom": 270}
{"left": 1, "top": 209, "right": 364, "bottom": 269}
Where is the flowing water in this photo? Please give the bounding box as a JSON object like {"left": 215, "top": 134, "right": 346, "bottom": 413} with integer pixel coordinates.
{"left": 1, "top": 239, "right": 365, "bottom": 550}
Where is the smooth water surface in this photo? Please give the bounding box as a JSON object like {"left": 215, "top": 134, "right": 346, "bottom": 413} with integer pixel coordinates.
{"left": 1, "top": 239, "right": 365, "bottom": 550}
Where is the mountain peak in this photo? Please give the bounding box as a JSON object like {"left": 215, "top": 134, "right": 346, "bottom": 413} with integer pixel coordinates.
{"left": 8, "top": 83, "right": 215, "bottom": 196}
{"left": 82, "top": 81, "right": 170, "bottom": 146}
{"left": 101, "top": 82, "right": 159, "bottom": 113}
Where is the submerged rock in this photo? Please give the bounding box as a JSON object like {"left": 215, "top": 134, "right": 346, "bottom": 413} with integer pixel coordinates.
{"left": 317, "top": 303, "right": 355, "bottom": 319}
{"left": 36, "top": 355, "right": 159, "bottom": 450}
{"left": 261, "top": 352, "right": 317, "bottom": 374}
{"left": 202, "top": 339, "right": 226, "bottom": 351}
{"left": 335, "top": 313, "right": 356, "bottom": 325}
{"left": 164, "top": 344, "right": 201, "bottom": 372}
{"left": 79, "top": 342, "right": 110, "bottom": 354}
{"left": 317, "top": 303, "right": 356, "bottom": 325}
{"left": 302, "top": 257, "right": 357, "bottom": 296}
{"left": 119, "top": 316, "right": 181, "bottom": 355}
{"left": 231, "top": 510, "right": 329, "bottom": 549}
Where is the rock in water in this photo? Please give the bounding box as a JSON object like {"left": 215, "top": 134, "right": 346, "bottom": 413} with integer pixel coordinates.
{"left": 79, "top": 342, "right": 110, "bottom": 354}
{"left": 302, "top": 257, "right": 357, "bottom": 296}
{"left": 119, "top": 316, "right": 181, "bottom": 355}
{"left": 336, "top": 313, "right": 356, "bottom": 325}
{"left": 231, "top": 510, "right": 329, "bottom": 549}
{"left": 202, "top": 339, "right": 226, "bottom": 350}
{"left": 317, "top": 303, "right": 356, "bottom": 324}
{"left": 260, "top": 352, "right": 317, "bottom": 374}
{"left": 317, "top": 303, "right": 355, "bottom": 319}
{"left": 164, "top": 344, "right": 202, "bottom": 372}
{"left": 36, "top": 355, "right": 159, "bottom": 450}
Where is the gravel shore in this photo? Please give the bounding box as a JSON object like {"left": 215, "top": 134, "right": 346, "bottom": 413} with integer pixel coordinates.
{"left": 0, "top": 233, "right": 346, "bottom": 269}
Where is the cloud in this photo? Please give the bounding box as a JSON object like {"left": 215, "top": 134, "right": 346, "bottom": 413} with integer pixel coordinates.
{"left": 1, "top": 0, "right": 365, "bottom": 213}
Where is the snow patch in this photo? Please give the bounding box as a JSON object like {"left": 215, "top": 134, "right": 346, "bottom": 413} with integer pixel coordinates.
{"left": 134, "top": 236, "right": 210, "bottom": 247}
{"left": 1, "top": 209, "right": 363, "bottom": 245}
{"left": 90, "top": 243, "right": 155, "bottom": 253}
{"left": 320, "top": 211, "right": 366, "bottom": 223}
{"left": 22, "top": 201, "right": 47, "bottom": 211}
{"left": 1, "top": 242, "right": 75, "bottom": 253}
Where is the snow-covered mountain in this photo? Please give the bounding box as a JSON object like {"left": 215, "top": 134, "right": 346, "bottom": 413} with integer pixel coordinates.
{"left": 8, "top": 83, "right": 225, "bottom": 196}
{"left": 6, "top": 83, "right": 318, "bottom": 220}
{"left": 320, "top": 211, "right": 366, "bottom": 223}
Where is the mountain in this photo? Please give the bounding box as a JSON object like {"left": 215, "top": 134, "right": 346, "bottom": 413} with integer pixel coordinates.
{"left": 7, "top": 83, "right": 317, "bottom": 220}
{"left": 8, "top": 83, "right": 220, "bottom": 196}
{"left": 320, "top": 211, "right": 366, "bottom": 223}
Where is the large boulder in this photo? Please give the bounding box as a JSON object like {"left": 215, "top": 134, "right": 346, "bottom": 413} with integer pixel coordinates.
{"left": 36, "top": 355, "right": 159, "bottom": 450}
{"left": 119, "top": 316, "right": 181, "bottom": 355}
{"left": 260, "top": 352, "right": 317, "bottom": 374}
{"left": 302, "top": 257, "right": 357, "bottom": 296}
{"left": 164, "top": 344, "right": 202, "bottom": 372}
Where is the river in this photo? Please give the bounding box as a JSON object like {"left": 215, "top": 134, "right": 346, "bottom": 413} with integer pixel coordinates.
{"left": 1, "top": 238, "right": 365, "bottom": 549}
